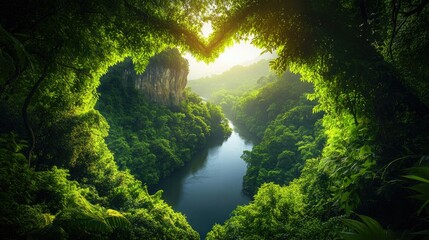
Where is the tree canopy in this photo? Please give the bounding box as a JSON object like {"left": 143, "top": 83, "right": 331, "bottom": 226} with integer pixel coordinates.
{"left": 1, "top": 0, "right": 429, "bottom": 239}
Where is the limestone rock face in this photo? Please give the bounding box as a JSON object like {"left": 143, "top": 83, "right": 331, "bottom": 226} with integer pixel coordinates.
{"left": 135, "top": 64, "right": 188, "bottom": 106}
{"left": 134, "top": 49, "right": 189, "bottom": 107}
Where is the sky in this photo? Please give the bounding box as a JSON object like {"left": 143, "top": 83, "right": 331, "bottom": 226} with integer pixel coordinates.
{"left": 184, "top": 23, "right": 275, "bottom": 80}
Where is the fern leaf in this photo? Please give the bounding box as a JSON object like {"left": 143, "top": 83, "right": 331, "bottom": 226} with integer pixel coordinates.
{"left": 105, "top": 209, "right": 130, "bottom": 229}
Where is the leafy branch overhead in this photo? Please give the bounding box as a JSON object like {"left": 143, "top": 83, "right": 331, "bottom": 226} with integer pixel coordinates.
{"left": 1, "top": 0, "right": 429, "bottom": 239}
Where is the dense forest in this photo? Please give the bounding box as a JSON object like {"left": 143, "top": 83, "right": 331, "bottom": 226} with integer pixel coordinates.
{"left": 1, "top": 0, "right": 429, "bottom": 239}
{"left": 211, "top": 73, "right": 324, "bottom": 194}
{"left": 97, "top": 53, "right": 230, "bottom": 187}
{"left": 188, "top": 59, "right": 272, "bottom": 99}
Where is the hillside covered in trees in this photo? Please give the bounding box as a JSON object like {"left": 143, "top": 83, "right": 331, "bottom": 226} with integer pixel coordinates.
{"left": 97, "top": 53, "right": 230, "bottom": 187}
{"left": 188, "top": 59, "right": 272, "bottom": 99}
{"left": 211, "top": 73, "right": 324, "bottom": 194}
{"left": 1, "top": 0, "right": 429, "bottom": 239}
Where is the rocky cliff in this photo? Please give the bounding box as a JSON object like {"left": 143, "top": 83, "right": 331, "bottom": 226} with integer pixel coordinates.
{"left": 133, "top": 49, "right": 189, "bottom": 107}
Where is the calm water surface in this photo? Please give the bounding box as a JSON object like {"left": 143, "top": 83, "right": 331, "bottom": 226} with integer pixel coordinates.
{"left": 156, "top": 120, "right": 254, "bottom": 238}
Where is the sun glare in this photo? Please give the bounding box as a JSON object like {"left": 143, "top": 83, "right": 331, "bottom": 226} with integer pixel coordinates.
{"left": 185, "top": 41, "right": 275, "bottom": 80}
{"left": 201, "top": 22, "right": 213, "bottom": 38}
{"left": 184, "top": 22, "right": 275, "bottom": 80}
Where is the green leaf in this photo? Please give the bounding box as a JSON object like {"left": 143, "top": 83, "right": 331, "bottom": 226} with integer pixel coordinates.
{"left": 340, "top": 215, "right": 396, "bottom": 240}
{"left": 403, "top": 175, "right": 429, "bottom": 184}
{"left": 403, "top": 166, "right": 429, "bottom": 214}
{"left": 105, "top": 209, "right": 130, "bottom": 229}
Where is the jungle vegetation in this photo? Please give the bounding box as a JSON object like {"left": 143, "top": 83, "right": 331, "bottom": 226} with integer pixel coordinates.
{"left": 96, "top": 57, "right": 230, "bottom": 187}
{"left": 212, "top": 73, "right": 324, "bottom": 195}
{"left": 1, "top": 0, "right": 428, "bottom": 239}
{"left": 188, "top": 59, "right": 272, "bottom": 99}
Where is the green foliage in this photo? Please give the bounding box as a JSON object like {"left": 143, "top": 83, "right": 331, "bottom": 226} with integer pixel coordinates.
{"left": 319, "top": 114, "right": 376, "bottom": 213}
{"left": 206, "top": 2, "right": 428, "bottom": 238}
{"left": 1, "top": 0, "right": 429, "bottom": 239}
{"left": 0, "top": 133, "right": 45, "bottom": 239}
{"left": 148, "top": 48, "right": 190, "bottom": 74}
{"left": 42, "top": 193, "right": 132, "bottom": 240}
{"left": 27, "top": 109, "right": 123, "bottom": 201}
{"left": 242, "top": 107, "right": 324, "bottom": 194}
{"left": 341, "top": 215, "right": 397, "bottom": 240}
{"left": 0, "top": 133, "right": 33, "bottom": 203}
{"left": 292, "top": 158, "right": 335, "bottom": 218}
{"left": 403, "top": 165, "right": 429, "bottom": 215}
{"left": 206, "top": 182, "right": 344, "bottom": 240}
{"left": 229, "top": 72, "right": 313, "bottom": 138}
{"left": 206, "top": 182, "right": 304, "bottom": 239}
{"left": 220, "top": 72, "right": 324, "bottom": 194}
{"left": 126, "top": 204, "right": 199, "bottom": 240}
{"left": 188, "top": 59, "right": 272, "bottom": 99}
{"left": 96, "top": 58, "right": 230, "bottom": 186}
{"left": 0, "top": 133, "right": 199, "bottom": 239}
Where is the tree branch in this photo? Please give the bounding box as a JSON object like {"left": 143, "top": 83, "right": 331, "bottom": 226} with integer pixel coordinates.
{"left": 22, "top": 64, "right": 50, "bottom": 166}
{"left": 122, "top": 0, "right": 256, "bottom": 58}
{"left": 389, "top": 0, "right": 402, "bottom": 59}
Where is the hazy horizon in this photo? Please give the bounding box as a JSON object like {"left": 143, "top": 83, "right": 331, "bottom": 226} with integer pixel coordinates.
{"left": 185, "top": 41, "right": 276, "bottom": 80}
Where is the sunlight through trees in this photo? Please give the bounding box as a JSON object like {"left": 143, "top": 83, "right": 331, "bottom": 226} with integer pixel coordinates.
{"left": 1, "top": 0, "right": 428, "bottom": 239}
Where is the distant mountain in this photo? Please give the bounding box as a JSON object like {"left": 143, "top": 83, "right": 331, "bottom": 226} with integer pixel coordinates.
{"left": 188, "top": 59, "right": 272, "bottom": 99}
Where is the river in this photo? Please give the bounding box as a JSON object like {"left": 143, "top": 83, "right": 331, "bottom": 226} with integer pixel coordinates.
{"left": 156, "top": 120, "right": 254, "bottom": 238}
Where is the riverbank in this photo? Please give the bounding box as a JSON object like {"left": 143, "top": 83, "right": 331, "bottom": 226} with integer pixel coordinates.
{"left": 155, "top": 120, "right": 254, "bottom": 238}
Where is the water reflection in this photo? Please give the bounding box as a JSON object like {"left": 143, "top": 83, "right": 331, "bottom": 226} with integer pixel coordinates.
{"left": 155, "top": 140, "right": 220, "bottom": 205}
{"left": 231, "top": 121, "right": 260, "bottom": 145}
{"left": 155, "top": 120, "right": 254, "bottom": 238}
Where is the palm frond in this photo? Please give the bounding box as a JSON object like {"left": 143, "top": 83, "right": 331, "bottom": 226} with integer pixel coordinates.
{"left": 340, "top": 214, "right": 397, "bottom": 240}
{"left": 403, "top": 166, "right": 429, "bottom": 215}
